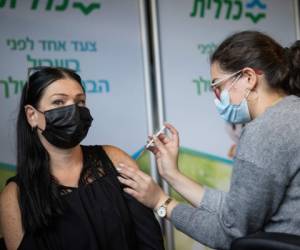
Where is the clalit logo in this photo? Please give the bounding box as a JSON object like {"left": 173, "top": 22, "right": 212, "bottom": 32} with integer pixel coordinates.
{"left": 190, "top": 0, "right": 267, "bottom": 24}
{"left": 0, "top": 0, "right": 101, "bottom": 15}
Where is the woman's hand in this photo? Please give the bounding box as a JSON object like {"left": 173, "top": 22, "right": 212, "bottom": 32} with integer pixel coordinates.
{"left": 148, "top": 123, "right": 180, "bottom": 182}
{"left": 117, "top": 163, "right": 169, "bottom": 209}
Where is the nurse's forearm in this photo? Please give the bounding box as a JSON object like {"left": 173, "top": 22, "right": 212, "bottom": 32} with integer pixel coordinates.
{"left": 164, "top": 171, "right": 204, "bottom": 207}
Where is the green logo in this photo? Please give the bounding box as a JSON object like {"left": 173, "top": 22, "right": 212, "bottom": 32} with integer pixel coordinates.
{"left": 190, "top": 0, "right": 267, "bottom": 24}
{"left": 0, "top": 0, "right": 101, "bottom": 15}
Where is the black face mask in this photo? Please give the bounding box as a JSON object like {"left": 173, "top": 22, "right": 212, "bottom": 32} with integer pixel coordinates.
{"left": 38, "top": 104, "right": 93, "bottom": 149}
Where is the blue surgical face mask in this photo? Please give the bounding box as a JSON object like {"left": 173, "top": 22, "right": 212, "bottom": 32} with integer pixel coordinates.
{"left": 214, "top": 89, "right": 251, "bottom": 124}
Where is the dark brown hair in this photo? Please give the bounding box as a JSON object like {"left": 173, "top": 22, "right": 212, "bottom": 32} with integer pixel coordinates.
{"left": 17, "top": 67, "right": 84, "bottom": 233}
{"left": 210, "top": 31, "right": 300, "bottom": 96}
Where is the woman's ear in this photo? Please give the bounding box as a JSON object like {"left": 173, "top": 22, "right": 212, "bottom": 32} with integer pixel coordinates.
{"left": 243, "top": 67, "right": 258, "bottom": 90}
{"left": 24, "top": 105, "right": 38, "bottom": 129}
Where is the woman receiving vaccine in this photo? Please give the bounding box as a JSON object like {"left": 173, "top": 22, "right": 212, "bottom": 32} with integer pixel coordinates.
{"left": 0, "top": 67, "right": 164, "bottom": 250}
{"left": 117, "top": 31, "right": 300, "bottom": 250}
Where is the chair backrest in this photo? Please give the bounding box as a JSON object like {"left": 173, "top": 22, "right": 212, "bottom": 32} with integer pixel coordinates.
{"left": 231, "top": 232, "right": 300, "bottom": 250}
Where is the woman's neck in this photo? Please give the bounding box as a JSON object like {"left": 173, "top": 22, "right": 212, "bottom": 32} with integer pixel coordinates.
{"left": 46, "top": 145, "right": 83, "bottom": 187}
{"left": 48, "top": 145, "right": 82, "bottom": 170}
{"left": 249, "top": 90, "right": 286, "bottom": 119}
{"left": 37, "top": 131, "right": 82, "bottom": 170}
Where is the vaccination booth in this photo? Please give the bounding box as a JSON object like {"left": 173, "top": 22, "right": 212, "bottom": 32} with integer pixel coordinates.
{"left": 1, "top": 0, "right": 299, "bottom": 249}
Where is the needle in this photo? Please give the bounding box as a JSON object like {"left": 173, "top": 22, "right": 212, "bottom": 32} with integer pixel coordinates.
{"left": 145, "top": 126, "right": 166, "bottom": 149}
{"left": 134, "top": 126, "right": 166, "bottom": 160}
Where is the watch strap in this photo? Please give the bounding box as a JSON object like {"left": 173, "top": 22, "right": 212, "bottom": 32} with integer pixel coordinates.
{"left": 163, "top": 197, "right": 173, "bottom": 207}
{"left": 156, "top": 197, "right": 173, "bottom": 211}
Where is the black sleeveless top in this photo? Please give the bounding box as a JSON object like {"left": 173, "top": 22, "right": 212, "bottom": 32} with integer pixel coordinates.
{"left": 8, "top": 145, "right": 164, "bottom": 250}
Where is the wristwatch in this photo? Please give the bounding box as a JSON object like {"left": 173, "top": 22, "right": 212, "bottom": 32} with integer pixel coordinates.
{"left": 156, "top": 197, "right": 173, "bottom": 218}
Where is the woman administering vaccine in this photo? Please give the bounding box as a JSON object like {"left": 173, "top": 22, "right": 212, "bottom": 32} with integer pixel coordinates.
{"left": 117, "top": 30, "right": 300, "bottom": 249}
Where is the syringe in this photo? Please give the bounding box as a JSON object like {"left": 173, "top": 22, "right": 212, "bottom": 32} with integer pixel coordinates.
{"left": 134, "top": 126, "right": 166, "bottom": 160}
{"left": 145, "top": 126, "right": 166, "bottom": 149}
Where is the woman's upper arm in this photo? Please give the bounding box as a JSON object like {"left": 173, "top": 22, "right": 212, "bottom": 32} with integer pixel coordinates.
{"left": 102, "top": 145, "right": 139, "bottom": 170}
{"left": 103, "top": 145, "right": 165, "bottom": 249}
{"left": 0, "top": 182, "right": 24, "bottom": 250}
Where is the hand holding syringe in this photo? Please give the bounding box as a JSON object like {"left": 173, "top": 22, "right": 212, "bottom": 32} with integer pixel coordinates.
{"left": 145, "top": 126, "right": 166, "bottom": 149}
{"left": 134, "top": 126, "right": 166, "bottom": 160}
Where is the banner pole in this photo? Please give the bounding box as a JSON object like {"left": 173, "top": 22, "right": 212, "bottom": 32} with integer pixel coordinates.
{"left": 138, "top": 0, "right": 160, "bottom": 184}
{"left": 149, "top": 0, "right": 175, "bottom": 249}
{"left": 295, "top": 0, "right": 300, "bottom": 39}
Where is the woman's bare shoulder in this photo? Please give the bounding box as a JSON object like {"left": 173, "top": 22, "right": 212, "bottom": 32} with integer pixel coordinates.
{"left": 0, "top": 181, "right": 20, "bottom": 223}
{"left": 0, "top": 181, "right": 23, "bottom": 250}
{"left": 0, "top": 181, "right": 19, "bottom": 205}
{"left": 102, "top": 145, "right": 139, "bottom": 170}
